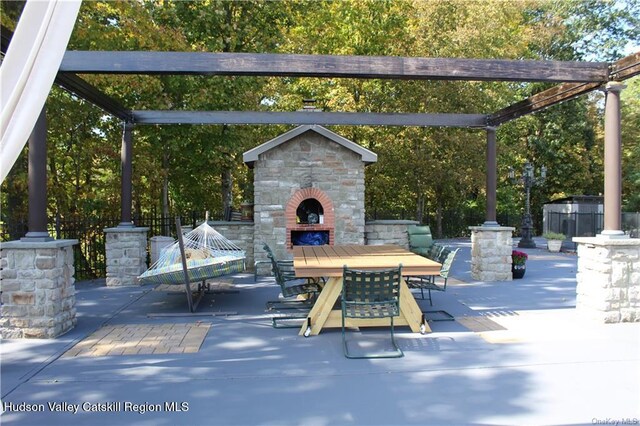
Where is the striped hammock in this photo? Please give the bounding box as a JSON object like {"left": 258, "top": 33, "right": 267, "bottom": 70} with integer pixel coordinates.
{"left": 138, "top": 221, "right": 246, "bottom": 285}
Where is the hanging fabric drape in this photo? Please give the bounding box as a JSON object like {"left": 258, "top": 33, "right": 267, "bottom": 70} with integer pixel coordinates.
{"left": 0, "top": 0, "right": 82, "bottom": 183}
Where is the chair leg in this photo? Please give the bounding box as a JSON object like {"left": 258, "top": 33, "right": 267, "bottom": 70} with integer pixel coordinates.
{"left": 388, "top": 315, "right": 404, "bottom": 357}
{"left": 343, "top": 316, "right": 404, "bottom": 359}
{"left": 422, "top": 310, "right": 455, "bottom": 322}
{"left": 265, "top": 292, "right": 316, "bottom": 311}
{"left": 272, "top": 313, "right": 309, "bottom": 328}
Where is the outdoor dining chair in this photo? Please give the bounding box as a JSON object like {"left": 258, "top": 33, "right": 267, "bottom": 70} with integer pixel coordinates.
{"left": 407, "top": 225, "right": 434, "bottom": 257}
{"left": 427, "top": 243, "right": 445, "bottom": 262}
{"left": 263, "top": 244, "right": 322, "bottom": 328}
{"left": 405, "top": 247, "right": 459, "bottom": 322}
{"left": 341, "top": 264, "right": 404, "bottom": 359}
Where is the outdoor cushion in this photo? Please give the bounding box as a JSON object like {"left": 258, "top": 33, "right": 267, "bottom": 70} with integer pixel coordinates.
{"left": 407, "top": 225, "right": 434, "bottom": 257}
{"left": 410, "top": 234, "right": 433, "bottom": 249}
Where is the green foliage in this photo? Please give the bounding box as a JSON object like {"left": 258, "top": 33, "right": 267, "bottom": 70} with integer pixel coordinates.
{"left": 1, "top": 0, "right": 636, "bottom": 234}
{"left": 621, "top": 76, "right": 640, "bottom": 211}
{"left": 542, "top": 232, "right": 566, "bottom": 240}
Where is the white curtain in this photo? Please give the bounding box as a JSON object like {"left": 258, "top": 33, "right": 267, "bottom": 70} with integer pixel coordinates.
{"left": 0, "top": 0, "right": 82, "bottom": 183}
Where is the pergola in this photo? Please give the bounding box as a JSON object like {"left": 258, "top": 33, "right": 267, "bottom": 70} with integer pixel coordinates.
{"left": 6, "top": 24, "right": 637, "bottom": 240}
{"left": 2, "top": 21, "right": 640, "bottom": 339}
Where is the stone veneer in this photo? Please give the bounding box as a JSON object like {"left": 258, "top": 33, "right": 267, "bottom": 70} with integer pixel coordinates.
{"left": 104, "top": 227, "right": 149, "bottom": 286}
{"left": 574, "top": 236, "right": 640, "bottom": 323}
{"left": 208, "top": 221, "right": 255, "bottom": 271}
{"left": 252, "top": 130, "right": 366, "bottom": 262}
{"left": 0, "top": 239, "right": 78, "bottom": 338}
{"left": 365, "top": 220, "right": 417, "bottom": 248}
{"left": 469, "top": 226, "right": 514, "bottom": 281}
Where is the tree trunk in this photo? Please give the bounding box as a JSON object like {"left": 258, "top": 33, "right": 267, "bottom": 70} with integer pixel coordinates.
{"left": 222, "top": 167, "right": 233, "bottom": 219}
{"left": 436, "top": 203, "right": 443, "bottom": 238}
{"left": 416, "top": 192, "right": 425, "bottom": 223}
{"left": 4, "top": 153, "right": 29, "bottom": 240}
{"left": 162, "top": 149, "right": 170, "bottom": 235}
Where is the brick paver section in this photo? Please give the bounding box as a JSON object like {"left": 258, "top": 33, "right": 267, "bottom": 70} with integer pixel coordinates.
{"left": 456, "top": 316, "right": 507, "bottom": 332}
{"left": 63, "top": 323, "right": 210, "bottom": 357}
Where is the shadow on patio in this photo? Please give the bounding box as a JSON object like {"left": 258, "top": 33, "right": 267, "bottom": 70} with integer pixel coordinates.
{"left": 1, "top": 242, "right": 638, "bottom": 426}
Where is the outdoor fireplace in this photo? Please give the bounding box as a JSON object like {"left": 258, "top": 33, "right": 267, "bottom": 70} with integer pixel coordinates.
{"left": 285, "top": 187, "right": 334, "bottom": 248}
{"left": 243, "top": 124, "right": 376, "bottom": 260}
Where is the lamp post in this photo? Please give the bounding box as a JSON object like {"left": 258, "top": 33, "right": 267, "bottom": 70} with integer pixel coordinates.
{"left": 509, "top": 162, "right": 546, "bottom": 248}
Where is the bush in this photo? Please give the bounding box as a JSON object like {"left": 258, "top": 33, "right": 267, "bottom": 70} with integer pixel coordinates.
{"left": 542, "top": 232, "right": 565, "bottom": 240}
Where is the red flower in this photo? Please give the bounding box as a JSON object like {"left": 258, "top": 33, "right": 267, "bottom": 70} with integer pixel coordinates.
{"left": 512, "top": 250, "right": 528, "bottom": 266}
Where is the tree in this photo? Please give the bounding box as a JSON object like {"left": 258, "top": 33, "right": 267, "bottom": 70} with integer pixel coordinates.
{"left": 621, "top": 76, "right": 640, "bottom": 211}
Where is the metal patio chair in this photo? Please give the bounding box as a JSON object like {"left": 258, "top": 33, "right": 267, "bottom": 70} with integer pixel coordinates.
{"left": 406, "top": 248, "right": 459, "bottom": 322}
{"left": 341, "top": 264, "right": 404, "bottom": 359}
{"left": 263, "top": 244, "right": 322, "bottom": 328}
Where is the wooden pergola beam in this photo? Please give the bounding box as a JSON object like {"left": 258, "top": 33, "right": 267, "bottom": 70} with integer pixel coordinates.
{"left": 60, "top": 51, "right": 609, "bottom": 83}
{"left": 132, "top": 110, "right": 488, "bottom": 128}
{"left": 55, "top": 74, "right": 133, "bottom": 122}
{"left": 489, "top": 51, "right": 639, "bottom": 126}
{"left": 488, "top": 82, "right": 602, "bottom": 126}
{"left": 1, "top": 26, "right": 132, "bottom": 122}
{"left": 609, "top": 51, "right": 640, "bottom": 81}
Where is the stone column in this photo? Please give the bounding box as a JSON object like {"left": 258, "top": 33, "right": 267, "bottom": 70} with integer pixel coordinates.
{"left": 574, "top": 237, "right": 640, "bottom": 323}
{"left": 602, "top": 81, "right": 626, "bottom": 237}
{"left": 469, "top": 226, "right": 515, "bottom": 281}
{"left": 104, "top": 227, "right": 149, "bottom": 286}
{"left": 0, "top": 239, "right": 78, "bottom": 338}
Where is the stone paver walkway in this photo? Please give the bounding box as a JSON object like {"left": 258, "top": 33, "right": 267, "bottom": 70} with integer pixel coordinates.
{"left": 63, "top": 323, "right": 210, "bottom": 357}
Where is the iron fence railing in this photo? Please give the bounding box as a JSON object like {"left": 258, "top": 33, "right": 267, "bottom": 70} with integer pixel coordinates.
{"left": 366, "top": 208, "right": 520, "bottom": 238}
{"left": 544, "top": 211, "right": 640, "bottom": 240}
{"left": 0, "top": 210, "right": 222, "bottom": 281}
{"left": 5, "top": 209, "right": 636, "bottom": 280}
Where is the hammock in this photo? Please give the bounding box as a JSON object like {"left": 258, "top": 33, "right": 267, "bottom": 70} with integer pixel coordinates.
{"left": 138, "top": 221, "right": 246, "bottom": 286}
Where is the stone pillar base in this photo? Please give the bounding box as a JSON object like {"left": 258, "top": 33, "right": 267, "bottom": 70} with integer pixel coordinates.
{"left": 104, "top": 227, "right": 149, "bottom": 286}
{"left": 574, "top": 236, "right": 640, "bottom": 323}
{"left": 0, "top": 239, "right": 78, "bottom": 338}
{"left": 469, "top": 226, "right": 515, "bottom": 281}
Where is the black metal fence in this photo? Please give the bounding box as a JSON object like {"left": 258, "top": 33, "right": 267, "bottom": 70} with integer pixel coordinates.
{"left": 12, "top": 209, "right": 635, "bottom": 281}
{"left": 545, "top": 211, "right": 640, "bottom": 239}
{"left": 0, "top": 211, "right": 220, "bottom": 281}
{"left": 366, "top": 208, "right": 520, "bottom": 237}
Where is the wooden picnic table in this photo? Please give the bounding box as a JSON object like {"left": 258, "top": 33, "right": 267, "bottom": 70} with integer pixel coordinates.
{"left": 293, "top": 244, "right": 441, "bottom": 336}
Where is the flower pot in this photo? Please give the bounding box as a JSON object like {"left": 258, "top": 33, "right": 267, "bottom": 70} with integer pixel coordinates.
{"left": 547, "top": 240, "right": 562, "bottom": 253}
{"left": 512, "top": 263, "right": 526, "bottom": 279}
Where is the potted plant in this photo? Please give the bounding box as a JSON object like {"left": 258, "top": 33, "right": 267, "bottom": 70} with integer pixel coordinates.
{"left": 543, "top": 232, "right": 565, "bottom": 252}
{"left": 511, "top": 250, "right": 528, "bottom": 279}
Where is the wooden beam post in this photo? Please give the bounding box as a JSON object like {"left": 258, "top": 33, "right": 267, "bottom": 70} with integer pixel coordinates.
{"left": 484, "top": 126, "right": 498, "bottom": 226}
{"left": 119, "top": 122, "right": 134, "bottom": 227}
{"left": 22, "top": 107, "right": 53, "bottom": 241}
{"left": 601, "top": 81, "right": 626, "bottom": 237}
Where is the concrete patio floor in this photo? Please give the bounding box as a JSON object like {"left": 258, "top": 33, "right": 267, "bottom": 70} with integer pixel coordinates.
{"left": 1, "top": 239, "right": 639, "bottom": 426}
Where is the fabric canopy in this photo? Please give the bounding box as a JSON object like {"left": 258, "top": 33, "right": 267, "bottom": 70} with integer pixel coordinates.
{"left": 0, "top": 0, "right": 82, "bottom": 183}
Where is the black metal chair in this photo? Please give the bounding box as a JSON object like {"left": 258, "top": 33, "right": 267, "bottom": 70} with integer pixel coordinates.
{"left": 341, "top": 264, "right": 404, "bottom": 359}
{"left": 263, "top": 244, "right": 322, "bottom": 328}
{"left": 406, "top": 248, "right": 459, "bottom": 322}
